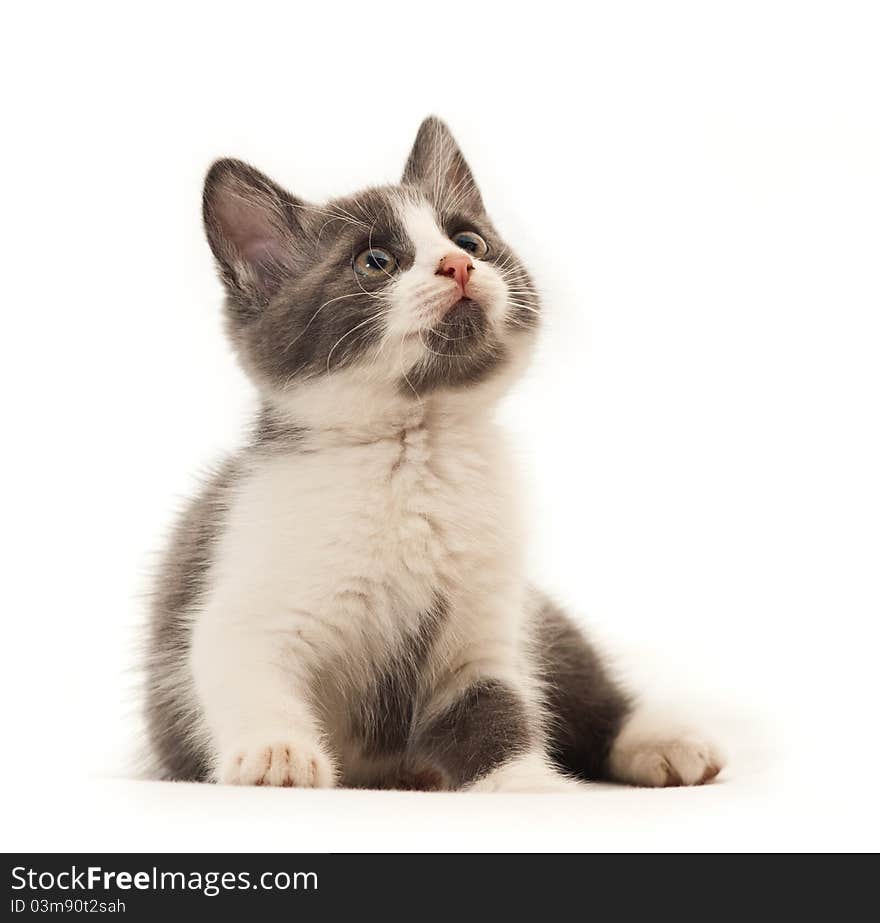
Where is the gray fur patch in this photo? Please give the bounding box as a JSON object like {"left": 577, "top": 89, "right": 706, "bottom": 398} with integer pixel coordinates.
{"left": 534, "top": 594, "right": 633, "bottom": 780}
{"left": 400, "top": 298, "right": 511, "bottom": 396}
{"left": 415, "top": 680, "right": 531, "bottom": 788}
{"left": 251, "top": 406, "right": 305, "bottom": 451}
{"left": 355, "top": 596, "right": 447, "bottom": 756}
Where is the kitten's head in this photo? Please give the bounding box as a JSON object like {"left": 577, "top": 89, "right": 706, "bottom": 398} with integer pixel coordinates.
{"left": 203, "top": 117, "right": 539, "bottom": 420}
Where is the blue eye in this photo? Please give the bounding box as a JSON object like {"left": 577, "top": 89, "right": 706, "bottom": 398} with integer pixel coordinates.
{"left": 354, "top": 247, "right": 398, "bottom": 277}
{"left": 452, "top": 231, "right": 488, "bottom": 259}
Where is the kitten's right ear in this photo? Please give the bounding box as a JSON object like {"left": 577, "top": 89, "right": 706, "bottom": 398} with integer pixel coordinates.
{"left": 402, "top": 116, "right": 484, "bottom": 213}
{"left": 203, "top": 159, "right": 307, "bottom": 305}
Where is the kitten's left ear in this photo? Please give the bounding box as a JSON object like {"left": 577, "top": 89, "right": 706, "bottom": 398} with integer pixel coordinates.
{"left": 402, "top": 116, "right": 484, "bottom": 213}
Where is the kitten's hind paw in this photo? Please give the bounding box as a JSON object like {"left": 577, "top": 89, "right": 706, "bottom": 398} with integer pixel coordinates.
{"left": 219, "top": 740, "right": 336, "bottom": 788}
{"left": 609, "top": 712, "right": 726, "bottom": 787}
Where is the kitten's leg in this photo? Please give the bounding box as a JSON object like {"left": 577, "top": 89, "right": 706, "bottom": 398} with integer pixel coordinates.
{"left": 534, "top": 594, "right": 632, "bottom": 780}
{"left": 535, "top": 592, "right": 725, "bottom": 786}
{"left": 190, "top": 606, "right": 336, "bottom": 788}
{"left": 412, "top": 674, "right": 580, "bottom": 793}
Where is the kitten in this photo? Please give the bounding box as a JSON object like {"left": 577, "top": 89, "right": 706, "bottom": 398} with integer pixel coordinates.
{"left": 144, "top": 117, "right": 724, "bottom": 791}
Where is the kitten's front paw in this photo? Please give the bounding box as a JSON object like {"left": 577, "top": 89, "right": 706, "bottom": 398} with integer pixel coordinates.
{"left": 219, "top": 740, "right": 336, "bottom": 788}
{"left": 609, "top": 715, "right": 725, "bottom": 787}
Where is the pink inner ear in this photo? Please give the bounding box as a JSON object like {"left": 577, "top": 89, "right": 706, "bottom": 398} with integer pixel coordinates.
{"left": 240, "top": 236, "right": 285, "bottom": 270}
{"left": 214, "top": 192, "right": 285, "bottom": 267}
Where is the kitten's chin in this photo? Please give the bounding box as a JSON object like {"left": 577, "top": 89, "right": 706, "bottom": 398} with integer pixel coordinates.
{"left": 443, "top": 297, "right": 482, "bottom": 321}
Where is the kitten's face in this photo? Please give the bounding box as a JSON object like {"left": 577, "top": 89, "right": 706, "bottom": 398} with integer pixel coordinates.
{"left": 203, "top": 117, "right": 539, "bottom": 405}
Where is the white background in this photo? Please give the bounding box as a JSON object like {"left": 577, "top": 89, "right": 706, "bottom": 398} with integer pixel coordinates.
{"left": 2, "top": 1, "right": 878, "bottom": 851}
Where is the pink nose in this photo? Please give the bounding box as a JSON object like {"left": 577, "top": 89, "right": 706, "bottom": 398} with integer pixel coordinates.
{"left": 436, "top": 252, "right": 474, "bottom": 295}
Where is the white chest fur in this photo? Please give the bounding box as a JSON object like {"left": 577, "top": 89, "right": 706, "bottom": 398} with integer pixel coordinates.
{"left": 201, "top": 411, "right": 526, "bottom": 689}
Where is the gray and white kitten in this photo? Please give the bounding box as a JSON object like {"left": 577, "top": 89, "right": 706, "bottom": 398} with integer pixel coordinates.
{"left": 144, "top": 117, "right": 724, "bottom": 791}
